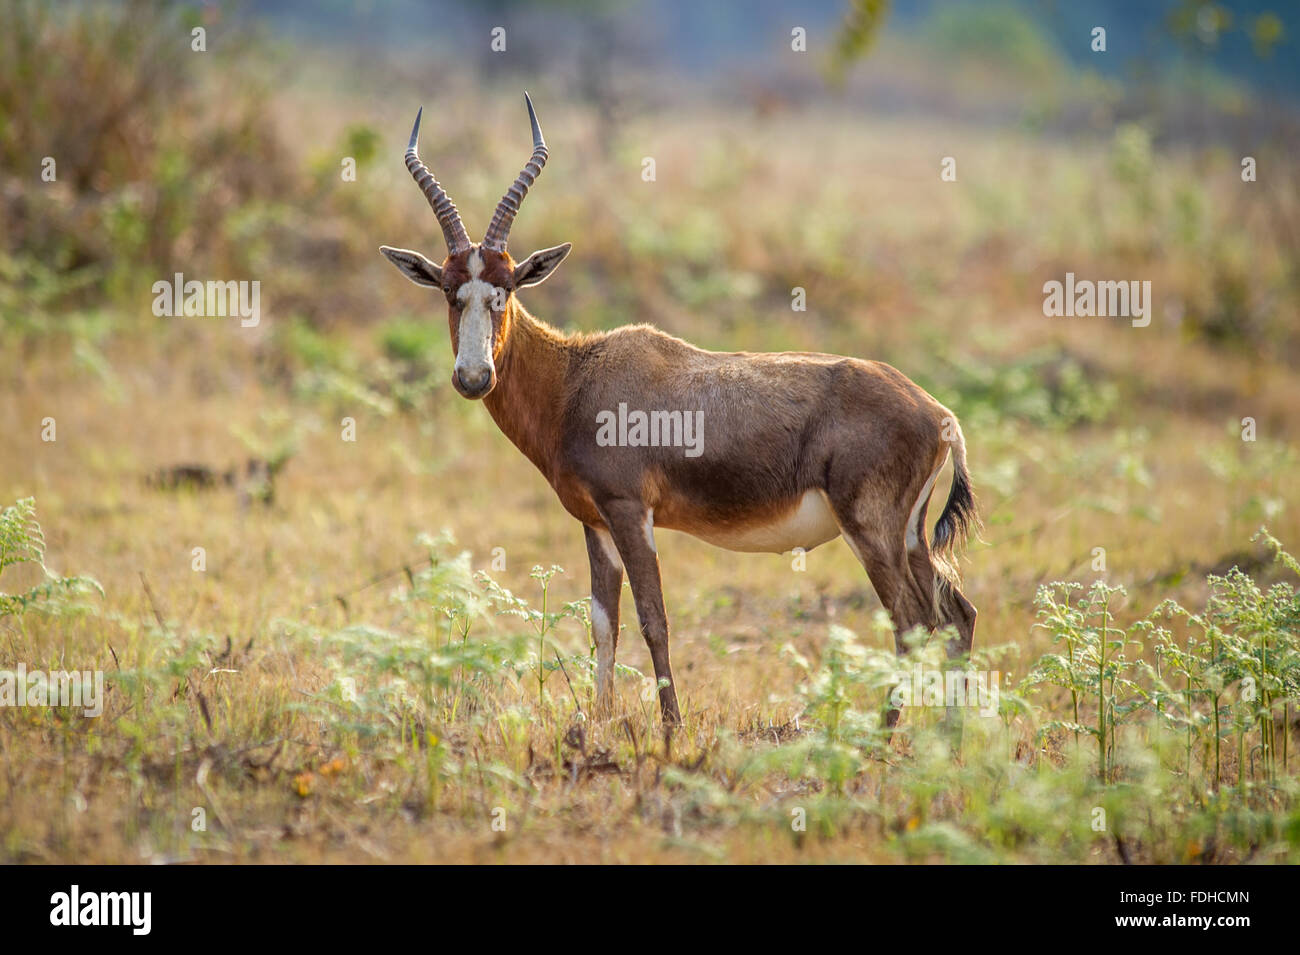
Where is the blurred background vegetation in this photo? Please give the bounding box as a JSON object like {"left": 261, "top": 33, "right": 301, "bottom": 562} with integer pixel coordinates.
{"left": 2, "top": 0, "right": 1297, "bottom": 350}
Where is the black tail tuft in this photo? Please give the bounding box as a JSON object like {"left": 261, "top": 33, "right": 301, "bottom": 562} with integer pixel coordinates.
{"left": 932, "top": 448, "right": 978, "bottom": 558}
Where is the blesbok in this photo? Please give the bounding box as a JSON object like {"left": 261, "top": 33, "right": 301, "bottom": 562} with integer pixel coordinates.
{"left": 380, "top": 94, "right": 979, "bottom": 726}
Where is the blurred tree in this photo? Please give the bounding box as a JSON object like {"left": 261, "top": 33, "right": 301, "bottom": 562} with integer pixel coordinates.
{"left": 1165, "top": 1, "right": 1287, "bottom": 147}
{"left": 1167, "top": 0, "right": 1284, "bottom": 59}
{"left": 828, "top": 0, "right": 892, "bottom": 81}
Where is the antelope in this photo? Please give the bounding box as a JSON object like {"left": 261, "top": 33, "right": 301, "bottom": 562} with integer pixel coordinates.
{"left": 380, "top": 95, "right": 979, "bottom": 727}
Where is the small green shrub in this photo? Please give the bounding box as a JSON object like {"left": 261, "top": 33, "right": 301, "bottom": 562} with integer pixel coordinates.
{"left": 0, "top": 497, "right": 101, "bottom": 619}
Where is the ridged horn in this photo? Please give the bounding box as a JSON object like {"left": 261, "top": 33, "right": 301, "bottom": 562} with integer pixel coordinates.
{"left": 404, "top": 107, "right": 471, "bottom": 255}
{"left": 481, "top": 92, "right": 550, "bottom": 253}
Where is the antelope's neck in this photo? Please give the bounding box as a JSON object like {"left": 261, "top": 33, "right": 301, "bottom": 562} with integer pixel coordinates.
{"left": 482, "top": 305, "right": 570, "bottom": 481}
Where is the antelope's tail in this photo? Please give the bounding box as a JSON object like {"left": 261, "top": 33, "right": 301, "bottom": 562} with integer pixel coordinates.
{"left": 932, "top": 419, "right": 978, "bottom": 560}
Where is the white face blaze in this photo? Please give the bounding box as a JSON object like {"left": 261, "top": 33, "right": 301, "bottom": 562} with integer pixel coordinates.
{"left": 453, "top": 248, "right": 506, "bottom": 387}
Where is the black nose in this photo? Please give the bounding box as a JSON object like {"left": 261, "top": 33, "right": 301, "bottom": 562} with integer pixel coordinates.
{"left": 456, "top": 366, "right": 491, "bottom": 394}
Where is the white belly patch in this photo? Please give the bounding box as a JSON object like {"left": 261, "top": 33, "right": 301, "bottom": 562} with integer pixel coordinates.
{"left": 691, "top": 490, "right": 841, "bottom": 555}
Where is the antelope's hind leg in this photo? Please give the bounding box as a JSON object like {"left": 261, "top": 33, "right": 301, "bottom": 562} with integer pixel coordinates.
{"left": 907, "top": 462, "right": 977, "bottom": 656}
{"left": 826, "top": 500, "right": 932, "bottom": 732}
{"left": 906, "top": 475, "right": 980, "bottom": 739}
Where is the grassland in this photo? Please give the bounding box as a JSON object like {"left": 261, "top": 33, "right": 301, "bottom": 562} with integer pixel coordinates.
{"left": 1, "top": 2, "right": 1299, "bottom": 864}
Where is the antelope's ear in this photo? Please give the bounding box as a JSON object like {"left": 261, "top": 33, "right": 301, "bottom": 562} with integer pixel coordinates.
{"left": 379, "top": 246, "right": 443, "bottom": 288}
{"left": 513, "top": 242, "right": 572, "bottom": 288}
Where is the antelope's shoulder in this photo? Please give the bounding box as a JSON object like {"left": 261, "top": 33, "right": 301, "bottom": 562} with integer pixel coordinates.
{"left": 571, "top": 323, "right": 700, "bottom": 361}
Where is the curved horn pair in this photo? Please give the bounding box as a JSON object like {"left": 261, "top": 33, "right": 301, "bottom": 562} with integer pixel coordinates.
{"left": 403, "top": 93, "right": 551, "bottom": 255}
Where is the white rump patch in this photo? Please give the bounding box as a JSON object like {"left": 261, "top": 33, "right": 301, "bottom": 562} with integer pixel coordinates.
{"left": 906, "top": 453, "right": 948, "bottom": 552}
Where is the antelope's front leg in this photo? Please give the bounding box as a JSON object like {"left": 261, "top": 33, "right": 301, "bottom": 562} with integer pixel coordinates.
{"left": 599, "top": 501, "right": 682, "bottom": 726}
{"left": 583, "top": 524, "right": 623, "bottom": 716}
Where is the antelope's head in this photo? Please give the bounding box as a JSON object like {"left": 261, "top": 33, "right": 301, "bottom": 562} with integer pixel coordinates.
{"left": 380, "top": 94, "right": 571, "bottom": 399}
